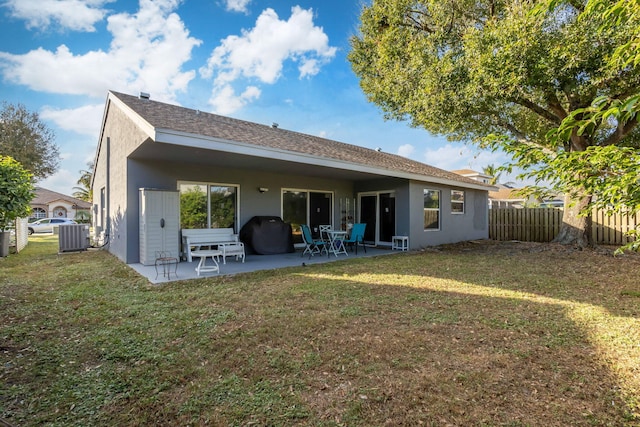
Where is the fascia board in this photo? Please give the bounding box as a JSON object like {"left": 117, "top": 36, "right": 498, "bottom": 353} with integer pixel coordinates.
{"left": 108, "top": 94, "right": 156, "bottom": 138}
{"left": 155, "top": 129, "right": 493, "bottom": 192}
{"left": 92, "top": 92, "right": 156, "bottom": 189}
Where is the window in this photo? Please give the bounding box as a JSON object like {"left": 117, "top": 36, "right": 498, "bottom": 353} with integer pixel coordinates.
{"left": 53, "top": 206, "right": 67, "bottom": 217}
{"left": 32, "top": 207, "right": 46, "bottom": 219}
{"left": 423, "top": 189, "right": 440, "bottom": 230}
{"left": 451, "top": 190, "right": 465, "bottom": 214}
{"left": 179, "top": 182, "right": 238, "bottom": 231}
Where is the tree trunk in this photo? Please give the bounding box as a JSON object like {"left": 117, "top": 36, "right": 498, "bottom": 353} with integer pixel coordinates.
{"left": 553, "top": 194, "right": 593, "bottom": 247}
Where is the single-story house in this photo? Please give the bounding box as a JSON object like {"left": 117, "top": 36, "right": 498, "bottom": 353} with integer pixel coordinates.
{"left": 31, "top": 187, "right": 92, "bottom": 221}
{"left": 452, "top": 169, "right": 564, "bottom": 209}
{"left": 91, "top": 91, "right": 494, "bottom": 265}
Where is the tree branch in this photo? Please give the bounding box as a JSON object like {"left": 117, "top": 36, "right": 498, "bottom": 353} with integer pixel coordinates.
{"left": 402, "top": 9, "right": 435, "bottom": 33}
{"left": 601, "top": 116, "right": 639, "bottom": 146}
{"left": 510, "top": 96, "right": 563, "bottom": 124}
{"left": 498, "top": 120, "right": 558, "bottom": 156}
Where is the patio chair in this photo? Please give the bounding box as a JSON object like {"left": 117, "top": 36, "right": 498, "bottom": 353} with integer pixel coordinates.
{"left": 318, "top": 224, "right": 331, "bottom": 243}
{"left": 343, "top": 223, "right": 367, "bottom": 254}
{"left": 301, "top": 224, "right": 327, "bottom": 258}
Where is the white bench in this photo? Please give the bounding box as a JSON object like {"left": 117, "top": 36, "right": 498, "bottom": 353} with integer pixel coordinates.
{"left": 181, "top": 228, "right": 239, "bottom": 262}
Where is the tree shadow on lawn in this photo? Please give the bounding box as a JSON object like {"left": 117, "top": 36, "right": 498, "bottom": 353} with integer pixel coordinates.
{"left": 409, "top": 240, "right": 640, "bottom": 320}
{"left": 273, "top": 267, "right": 637, "bottom": 426}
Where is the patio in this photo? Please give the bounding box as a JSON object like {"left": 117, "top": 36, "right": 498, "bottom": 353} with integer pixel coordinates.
{"left": 129, "top": 245, "right": 399, "bottom": 284}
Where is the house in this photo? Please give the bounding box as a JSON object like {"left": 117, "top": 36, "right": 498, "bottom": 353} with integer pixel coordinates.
{"left": 452, "top": 169, "right": 527, "bottom": 208}
{"left": 30, "top": 187, "right": 92, "bottom": 221}
{"left": 452, "top": 169, "right": 563, "bottom": 208}
{"left": 91, "top": 91, "right": 494, "bottom": 265}
{"left": 451, "top": 169, "right": 494, "bottom": 185}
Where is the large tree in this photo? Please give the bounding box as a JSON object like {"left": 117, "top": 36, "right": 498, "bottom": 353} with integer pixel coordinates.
{"left": 349, "top": 0, "right": 640, "bottom": 247}
{"left": 0, "top": 102, "right": 59, "bottom": 181}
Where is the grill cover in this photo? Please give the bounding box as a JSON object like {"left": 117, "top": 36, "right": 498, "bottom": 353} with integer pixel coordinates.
{"left": 240, "top": 216, "right": 295, "bottom": 255}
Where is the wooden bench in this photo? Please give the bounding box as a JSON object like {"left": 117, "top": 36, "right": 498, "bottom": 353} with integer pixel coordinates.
{"left": 181, "top": 228, "right": 239, "bottom": 262}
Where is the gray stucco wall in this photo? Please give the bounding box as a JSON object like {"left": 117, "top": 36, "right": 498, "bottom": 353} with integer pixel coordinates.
{"left": 124, "top": 157, "right": 356, "bottom": 263}
{"left": 92, "top": 104, "right": 150, "bottom": 264}
{"left": 408, "top": 181, "right": 488, "bottom": 248}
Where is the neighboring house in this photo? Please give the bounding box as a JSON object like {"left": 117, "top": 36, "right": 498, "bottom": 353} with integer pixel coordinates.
{"left": 451, "top": 169, "right": 494, "bottom": 185}
{"left": 486, "top": 185, "right": 528, "bottom": 209}
{"left": 452, "top": 169, "right": 563, "bottom": 208}
{"left": 91, "top": 91, "right": 494, "bottom": 264}
{"left": 31, "top": 187, "right": 92, "bottom": 221}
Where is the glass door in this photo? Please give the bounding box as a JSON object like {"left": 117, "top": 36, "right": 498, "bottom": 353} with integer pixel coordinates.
{"left": 358, "top": 192, "right": 396, "bottom": 245}
{"left": 359, "top": 195, "right": 377, "bottom": 244}
{"left": 282, "top": 189, "right": 333, "bottom": 244}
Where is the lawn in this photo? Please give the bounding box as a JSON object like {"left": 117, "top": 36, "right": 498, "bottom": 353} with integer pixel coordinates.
{"left": 1, "top": 236, "right": 639, "bottom": 426}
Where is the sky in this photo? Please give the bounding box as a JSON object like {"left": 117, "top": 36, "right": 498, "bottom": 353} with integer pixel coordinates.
{"left": 0, "top": 0, "right": 515, "bottom": 196}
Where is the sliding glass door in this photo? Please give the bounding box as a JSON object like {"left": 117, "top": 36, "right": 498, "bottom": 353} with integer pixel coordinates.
{"left": 358, "top": 191, "right": 396, "bottom": 245}
{"left": 282, "top": 189, "right": 332, "bottom": 244}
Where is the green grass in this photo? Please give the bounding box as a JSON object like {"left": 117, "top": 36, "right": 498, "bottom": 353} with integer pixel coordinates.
{"left": 1, "top": 236, "right": 639, "bottom": 426}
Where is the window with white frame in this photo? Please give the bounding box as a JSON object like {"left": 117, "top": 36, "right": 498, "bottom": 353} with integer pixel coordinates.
{"left": 451, "top": 190, "right": 465, "bottom": 214}
{"left": 32, "top": 207, "right": 46, "bottom": 219}
{"left": 423, "top": 189, "right": 440, "bottom": 230}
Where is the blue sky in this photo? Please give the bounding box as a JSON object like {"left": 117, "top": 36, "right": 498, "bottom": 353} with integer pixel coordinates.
{"left": 0, "top": 0, "right": 511, "bottom": 195}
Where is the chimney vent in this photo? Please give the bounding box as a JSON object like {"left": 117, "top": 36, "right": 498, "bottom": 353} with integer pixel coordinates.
{"left": 272, "top": 123, "right": 279, "bottom": 129}
{"left": 139, "top": 92, "right": 150, "bottom": 100}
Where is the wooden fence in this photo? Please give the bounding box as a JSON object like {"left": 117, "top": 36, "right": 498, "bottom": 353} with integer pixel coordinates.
{"left": 489, "top": 208, "right": 639, "bottom": 245}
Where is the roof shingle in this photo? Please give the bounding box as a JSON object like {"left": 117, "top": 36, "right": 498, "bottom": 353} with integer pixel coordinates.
{"left": 111, "top": 91, "right": 489, "bottom": 188}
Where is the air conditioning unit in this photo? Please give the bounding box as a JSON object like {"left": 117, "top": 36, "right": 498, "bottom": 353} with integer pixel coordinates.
{"left": 59, "top": 224, "right": 90, "bottom": 252}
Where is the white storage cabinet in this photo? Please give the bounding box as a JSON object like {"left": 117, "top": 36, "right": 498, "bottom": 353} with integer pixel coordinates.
{"left": 139, "top": 189, "right": 180, "bottom": 266}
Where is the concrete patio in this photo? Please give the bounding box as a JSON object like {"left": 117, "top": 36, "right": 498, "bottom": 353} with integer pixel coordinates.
{"left": 129, "top": 245, "right": 400, "bottom": 284}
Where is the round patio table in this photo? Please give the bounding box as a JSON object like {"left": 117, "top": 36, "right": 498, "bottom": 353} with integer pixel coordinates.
{"left": 191, "top": 249, "right": 222, "bottom": 276}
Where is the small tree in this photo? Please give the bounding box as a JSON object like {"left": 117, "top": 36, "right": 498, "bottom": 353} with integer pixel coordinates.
{"left": 72, "top": 162, "right": 94, "bottom": 202}
{"left": 0, "top": 156, "right": 34, "bottom": 230}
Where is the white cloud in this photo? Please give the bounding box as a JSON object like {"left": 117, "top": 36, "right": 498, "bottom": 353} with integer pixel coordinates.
{"left": 200, "top": 6, "right": 336, "bottom": 113}
{"left": 37, "top": 167, "right": 78, "bottom": 195}
{"left": 3, "top": 0, "right": 114, "bottom": 32}
{"left": 0, "top": 0, "right": 201, "bottom": 102}
{"left": 209, "top": 84, "right": 261, "bottom": 115}
{"left": 421, "top": 144, "right": 470, "bottom": 171}
{"left": 397, "top": 144, "right": 415, "bottom": 158}
{"left": 40, "top": 103, "right": 104, "bottom": 137}
{"left": 224, "top": 0, "right": 251, "bottom": 13}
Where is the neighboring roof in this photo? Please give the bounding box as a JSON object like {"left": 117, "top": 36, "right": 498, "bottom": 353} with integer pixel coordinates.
{"left": 32, "top": 187, "right": 91, "bottom": 208}
{"left": 489, "top": 187, "right": 524, "bottom": 201}
{"left": 103, "top": 91, "right": 493, "bottom": 191}
{"left": 452, "top": 168, "right": 490, "bottom": 177}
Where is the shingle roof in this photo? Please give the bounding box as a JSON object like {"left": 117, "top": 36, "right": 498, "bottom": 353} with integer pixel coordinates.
{"left": 32, "top": 187, "right": 91, "bottom": 208}
{"left": 110, "top": 91, "right": 489, "bottom": 189}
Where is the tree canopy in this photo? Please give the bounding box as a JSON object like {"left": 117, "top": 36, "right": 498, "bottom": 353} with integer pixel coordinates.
{"left": 349, "top": 0, "right": 640, "bottom": 246}
{"left": 0, "top": 102, "right": 59, "bottom": 181}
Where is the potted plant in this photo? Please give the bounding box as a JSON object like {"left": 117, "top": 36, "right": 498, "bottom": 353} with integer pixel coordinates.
{"left": 0, "top": 156, "right": 34, "bottom": 257}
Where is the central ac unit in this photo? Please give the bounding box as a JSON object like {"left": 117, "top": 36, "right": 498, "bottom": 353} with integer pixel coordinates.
{"left": 59, "top": 224, "right": 90, "bottom": 252}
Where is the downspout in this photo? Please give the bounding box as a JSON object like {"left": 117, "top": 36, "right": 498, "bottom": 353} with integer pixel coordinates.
{"left": 105, "top": 136, "right": 111, "bottom": 241}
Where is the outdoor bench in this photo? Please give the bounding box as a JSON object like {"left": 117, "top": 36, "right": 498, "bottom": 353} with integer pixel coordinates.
{"left": 181, "top": 228, "right": 241, "bottom": 263}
